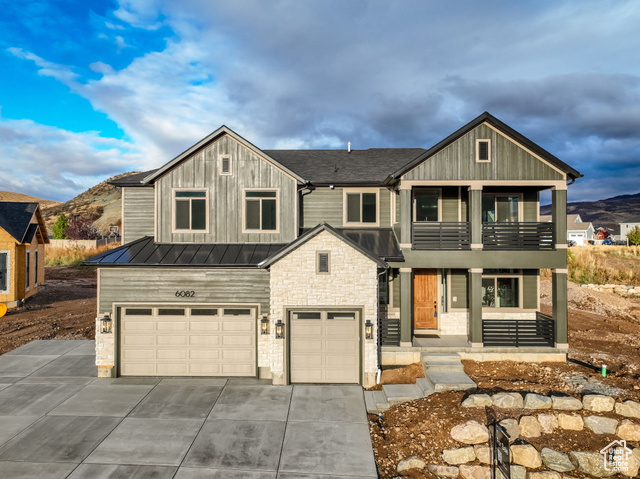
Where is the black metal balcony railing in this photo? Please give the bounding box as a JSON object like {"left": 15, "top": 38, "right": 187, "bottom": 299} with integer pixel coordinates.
{"left": 482, "top": 314, "right": 554, "bottom": 347}
{"left": 482, "top": 222, "right": 554, "bottom": 250}
{"left": 412, "top": 222, "right": 471, "bottom": 250}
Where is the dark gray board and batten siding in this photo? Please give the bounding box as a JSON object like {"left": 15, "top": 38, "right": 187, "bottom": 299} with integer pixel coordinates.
{"left": 122, "top": 187, "right": 155, "bottom": 244}
{"left": 98, "top": 268, "right": 271, "bottom": 314}
{"left": 155, "top": 135, "right": 298, "bottom": 244}
{"left": 402, "top": 124, "right": 566, "bottom": 182}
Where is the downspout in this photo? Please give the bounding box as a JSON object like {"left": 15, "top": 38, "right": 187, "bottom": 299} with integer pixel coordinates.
{"left": 376, "top": 267, "right": 389, "bottom": 381}
{"left": 298, "top": 183, "right": 315, "bottom": 236}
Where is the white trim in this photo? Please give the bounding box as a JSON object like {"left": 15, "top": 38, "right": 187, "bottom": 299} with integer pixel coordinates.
{"left": 555, "top": 244, "right": 568, "bottom": 249}
{"left": 242, "top": 188, "right": 281, "bottom": 234}
{"left": 171, "top": 188, "right": 210, "bottom": 234}
{"left": 390, "top": 189, "right": 397, "bottom": 225}
{"left": 468, "top": 268, "right": 483, "bottom": 274}
{"left": 342, "top": 188, "right": 380, "bottom": 227}
{"left": 219, "top": 154, "right": 233, "bottom": 176}
{"left": 458, "top": 187, "right": 462, "bottom": 222}
{"left": 121, "top": 188, "right": 126, "bottom": 243}
{"left": 553, "top": 268, "right": 569, "bottom": 274}
{"left": 399, "top": 243, "right": 412, "bottom": 249}
{"left": 412, "top": 187, "right": 442, "bottom": 222}
{"left": 475, "top": 138, "right": 491, "bottom": 163}
{"left": 399, "top": 180, "right": 567, "bottom": 189}
{"left": 0, "top": 250, "right": 10, "bottom": 295}
{"left": 25, "top": 250, "right": 30, "bottom": 292}
{"left": 399, "top": 267, "right": 412, "bottom": 273}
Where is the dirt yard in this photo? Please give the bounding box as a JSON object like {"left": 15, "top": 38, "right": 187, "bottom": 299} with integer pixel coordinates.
{"left": 0, "top": 266, "right": 97, "bottom": 355}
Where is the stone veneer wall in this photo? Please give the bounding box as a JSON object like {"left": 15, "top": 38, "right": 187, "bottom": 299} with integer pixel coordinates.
{"left": 267, "top": 230, "right": 379, "bottom": 386}
{"left": 439, "top": 312, "right": 468, "bottom": 335}
{"left": 95, "top": 316, "right": 115, "bottom": 377}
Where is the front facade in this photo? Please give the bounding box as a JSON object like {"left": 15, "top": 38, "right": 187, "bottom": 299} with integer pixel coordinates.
{"left": 0, "top": 202, "right": 48, "bottom": 308}
{"left": 88, "top": 112, "right": 581, "bottom": 386}
{"left": 541, "top": 214, "right": 594, "bottom": 246}
{"left": 620, "top": 218, "right": 640, "bottom": 243}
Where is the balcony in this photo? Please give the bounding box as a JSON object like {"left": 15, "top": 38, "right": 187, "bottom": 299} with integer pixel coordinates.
{"left": 412, "top": 222, "right": 470, "bottom": 250}
{"left": 482, "top": 222, "right": 554, "bottom": 251}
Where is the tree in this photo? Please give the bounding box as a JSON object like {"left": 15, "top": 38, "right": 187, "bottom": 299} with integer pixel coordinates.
{"left": 627, "top": 226, "right": 640, "bottom": 246}
{"left": 52, "top": 213, "right": 68, "bottom": 239}
{"left": 65, "top": 215, "right": 101, "bottom": 240}
{"left": 595, "top": 228, "right": 610, "bottom": 240}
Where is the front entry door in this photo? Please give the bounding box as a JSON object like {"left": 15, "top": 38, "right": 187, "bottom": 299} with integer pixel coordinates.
{"left": 413, "top": 269, "right": 438, "bottom": 329}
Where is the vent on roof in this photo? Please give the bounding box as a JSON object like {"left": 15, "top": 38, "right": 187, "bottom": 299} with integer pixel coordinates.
{"left": 220, "top": 155, "right": 232, "bottom": 175}
{"left": 317, "top": 251, "right": 330, "bottom": 274}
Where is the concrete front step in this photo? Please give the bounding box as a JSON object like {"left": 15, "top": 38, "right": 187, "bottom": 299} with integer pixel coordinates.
{"left": 416, "top": 377, "right": 435, "bottom": 396}
{"left": 426, "top": 370, "right": 477, "bottom": 392}
{"left": 382, "top": 384, "right": 424, "bottom": 405}
{"left": 364, "top": 390, "right": 388, "bottom": 414}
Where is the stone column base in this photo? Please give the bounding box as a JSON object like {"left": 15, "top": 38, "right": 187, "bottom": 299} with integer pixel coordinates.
{"left": 97, "top": 366, "right": 115, "bottom": 378}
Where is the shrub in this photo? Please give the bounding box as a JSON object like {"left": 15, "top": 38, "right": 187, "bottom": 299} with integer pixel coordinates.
{"left": 52, "top": 213, "right": 68, "bottom": 239}
{"left": 627, "top": 226, "right": 640, "bottom": 246}
{"left": 65, "top": 216, "right": 101, "bottom": 240}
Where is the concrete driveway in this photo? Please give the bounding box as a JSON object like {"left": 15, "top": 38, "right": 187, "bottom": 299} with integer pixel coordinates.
{"left": 0, "top": 340, "right": 378, "bottom": 479}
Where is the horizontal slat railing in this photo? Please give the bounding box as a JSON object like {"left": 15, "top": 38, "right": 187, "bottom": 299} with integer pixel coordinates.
{"left": 412, "top": 222, "right": 471, "bottom": 250}
{"left": 378, "top": 316, "right": 401, "bottom": 347}
{"left": 482, "top": 318, "right": 555, "bottom": 347}
{"left": 482, "top": 222, "right": 554, "bottom": 250}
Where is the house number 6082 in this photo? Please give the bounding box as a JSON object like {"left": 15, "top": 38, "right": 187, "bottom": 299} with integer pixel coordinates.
{"left": 175, "top": 290, "right": 195, "bottom": 297}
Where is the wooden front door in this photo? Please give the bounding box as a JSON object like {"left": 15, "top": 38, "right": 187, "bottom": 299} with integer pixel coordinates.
{"left": 413, "top": 269, "right": 438, "bottom": 329}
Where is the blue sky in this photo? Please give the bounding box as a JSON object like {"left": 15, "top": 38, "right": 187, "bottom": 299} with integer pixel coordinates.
{"left": 1, "top": 0, "right": 639, "bottom": 203}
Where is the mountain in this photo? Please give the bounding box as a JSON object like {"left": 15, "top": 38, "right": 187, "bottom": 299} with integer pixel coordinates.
{"left": 0, "top": 191, "right": 60, "bottom": 209}
{"left": 41, "top": 172, "right": 141, "bottom": 235}
{"left": 541, "top": 192, "right": 640, "bottom": 226}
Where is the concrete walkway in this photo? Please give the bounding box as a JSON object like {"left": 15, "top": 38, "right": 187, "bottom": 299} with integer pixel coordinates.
{"left": 0, "top": 340, "right": 377, "bottom": 479}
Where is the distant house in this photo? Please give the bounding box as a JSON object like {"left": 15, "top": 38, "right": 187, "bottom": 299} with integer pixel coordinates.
{"left": 540, "top": 213, "right": 594, "bottom": 245}
{"left": 620, "top": 217, "right": 640, "bottom": 242}
{"left": 0, "top": 202, "right": 49, "bottom": 307}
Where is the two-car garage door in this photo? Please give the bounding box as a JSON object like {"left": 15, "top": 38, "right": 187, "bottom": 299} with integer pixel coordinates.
{"left": 120, "top": 306, "right": 256, "bottom": 376}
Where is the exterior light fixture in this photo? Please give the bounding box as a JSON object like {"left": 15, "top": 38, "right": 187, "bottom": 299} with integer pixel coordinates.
{"left": 260, "top": 315, "right": 269, "bottom": 335}
{"left": 275, "top": 319, "right": 285, "bottom": 339}
{"left": 100, "top": 314, "right": 113, "bottom": 334}
{"left": 365, "top": 319, "right": 373, "bottom": 340}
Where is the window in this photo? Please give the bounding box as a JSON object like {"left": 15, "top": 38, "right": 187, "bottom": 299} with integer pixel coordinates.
{"left": 34, "top": 250, "right": 38, "bottom": 285}
{"left": 244, "top": 190, "right": 278, "bottom": 232}
{"left": 344, "top": 190, "right": 378, "bottom": 225}
{"left": 476, "top": 139, "right": 491, "bottom": 162}
{"left": 174, "top": 190, "right": 208, "bottom": 232}
{"left": 0, "top": 252, "right": 8, "bottom": 293}
{"left": 414, "top": 188, "right": 440, "bottom": 222}
{"left": 220, "top": 155, "right": 232, "bottom": 175}
{"left": 482, "top": 269, "right": 520, "bottom": 308}
{"left": 317, "top": 251, "right": 330, "bottom": 274}
{"left": 25, "top": 251, "right": 30, "bottom": 290}
{"left": 482, "top": 194, "right": 520, "bottom": 223}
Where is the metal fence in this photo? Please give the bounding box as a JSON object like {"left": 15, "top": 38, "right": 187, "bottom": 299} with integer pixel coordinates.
{"left": 412, "top": 222, "right": 471, "bottom": 250}
{"left": 482, "top": 315, "right": 554, "bottom": 347}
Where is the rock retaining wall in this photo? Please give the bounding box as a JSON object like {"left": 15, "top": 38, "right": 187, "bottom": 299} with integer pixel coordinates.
{"left": 581, "top": 283, "right": 640, "bottom": 297}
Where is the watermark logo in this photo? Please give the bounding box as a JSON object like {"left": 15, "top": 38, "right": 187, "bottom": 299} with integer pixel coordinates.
{"left": 600, "top": 439, "right": 632, "bottom": 473}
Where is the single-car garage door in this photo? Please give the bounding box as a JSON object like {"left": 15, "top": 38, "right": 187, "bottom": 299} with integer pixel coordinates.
{"left": 120, "top": 306, "right": 256, "bottom": 376}
{"left": 289, "top": 310, "right": 360, "bottom": 384}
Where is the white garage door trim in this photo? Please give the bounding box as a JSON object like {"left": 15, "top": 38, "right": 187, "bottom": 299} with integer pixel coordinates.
{"left": 118, "top": 304, "right": 257, "bottom": 377}
{"left": 287, "top": 307, "right": 362, "bottom": 385}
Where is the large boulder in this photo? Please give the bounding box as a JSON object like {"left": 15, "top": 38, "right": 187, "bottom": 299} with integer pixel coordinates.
{"left": 511, "top": 444, "right": 542, "bottom": 468}
{"left": 397, "top": 456, "right": 426, "bottom": 472}
{"left": 459, "top": 465, "right": 490, "bottom": 479}
{"left": 616, "top": 419, "right": 640, "bottom": 441}
{"left": 498, "top": 418, "right": 520, "bottom": 443}
{"left": 443, "top": 447, "right": 476, "bottom": 465}
{"left": 529, "top": 472, "right": 562, "bottom": 479}
{"left": 450, "top": 420, "right": 490, "bottom": 444}
{"left": 623, "top": 449, "right": 640, "bottom": 478}
{"left": 492, "top": 392, "right": 524, "bottom": 409}
{"left": 510, "top": 465, "right": 526, "bottom": 479}
{"left": 538, "top": 413, "right": 558, "bottom": 434}
{"left": 583, "top": 415, "right": 618, "bottom": 434}
{"left": 427, "top": 464, "right": 459, "bottom": 478}
{"left": 462, "top": 394, "right": 493, "bottom": 408}
{"left": 524, "top": 393, "right": 552, "bottom": 409}
{"left": 519, "top": 416, "right": 542, "bottom": 437}
{"left": 541, "top": 447, "right": 575, "bottom": 472}
{"left": 583, "top": 394, "right": 615, "bottom": 412}
{"left": 474, "top": 445, "right": 491, "bottom": 464}
{"left": 558, "top": 413, "right": 584, "bottom": 431}
{"left": 615, "top": 400, "right": 640, "bottom": 419}
{"left": 551, "top": 396, "right": 583, "bottom": 411}
{"left": 570, "top": 451, "right": 616, "bottom": 477}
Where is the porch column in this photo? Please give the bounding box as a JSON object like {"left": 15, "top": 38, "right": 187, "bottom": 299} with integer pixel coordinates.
{"left": 399, "top": 268, "right": 412, "bottom": 346}
{"left": 552, "top": 269, "right": 569, "bottom": 346}
{"left": 399, "top": 188, "right": 412, "bottom": 247}
{"left": 468, "top": 268, "right": 483, "bottom": 346}
{"left": 468, "top": 186, "right": 483, "bottom": 249}
{"left": 552, "top": 187, "right": 567, "bottom": 249}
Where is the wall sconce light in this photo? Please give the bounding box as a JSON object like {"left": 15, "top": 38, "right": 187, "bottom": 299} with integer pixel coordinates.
{"left": 100, "top": 314, "right": 113, "bottom": 334}
{"left": 275, "top": 319, "right": 284, "bottom": 339}
{"left": 260, "top": 315, "right": 269, "bottom": 335}
{"left": 365, "top": 319, "right": 373, "bottom": 340}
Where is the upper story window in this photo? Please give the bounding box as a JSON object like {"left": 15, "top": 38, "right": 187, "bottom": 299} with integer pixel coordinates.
{"left": 244, "top": 189, "right": 278, "bottom": 232}
{"left": 413, "top": 188, "right": 441, "bottom": 222}
{"left": 344, "top": 189, "right": 378, "bottom": 226}
{"left": 219, "top": 154, "right": 232, "bottom": 175}
{"left": 482, "top": 194, "right": 520, "bottom": 223}
{"left": 476, "top": 139, "right": 491, "bottom": 162}
{"left": 173, "top": 189, "right": 208, "bottom": 232}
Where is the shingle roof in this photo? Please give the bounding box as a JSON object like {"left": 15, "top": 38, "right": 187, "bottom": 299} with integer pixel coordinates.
{"left": 83, "top": 236, "right": 287, "bottom": 268}
{"left": 0, "top": 202, "right": 39, "bottom": 243}
{"left": 109, "top": 171, "right": 158, "bottom": 187}
{"left": 264, "top": 149, "right": 425, "bottom": 185}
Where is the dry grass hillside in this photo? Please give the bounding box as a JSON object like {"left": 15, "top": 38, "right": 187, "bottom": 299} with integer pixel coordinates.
{"left": 41, "top": 171, "right": 140, "bottom": 235}
{"left": 0, "top": 191, "right": 60, "bottom": 209}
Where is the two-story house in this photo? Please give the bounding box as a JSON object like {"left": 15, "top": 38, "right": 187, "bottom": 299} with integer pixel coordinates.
{"left": 86, "top": 112, "right": 581, "bottom": 387}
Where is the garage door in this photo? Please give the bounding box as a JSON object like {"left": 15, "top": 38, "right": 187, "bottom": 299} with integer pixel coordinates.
{"left": 289, "top": 310, "right": 360, "bottom": 384}
{"left": 120, "top": 306, "right": 256, "bottom": 376}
